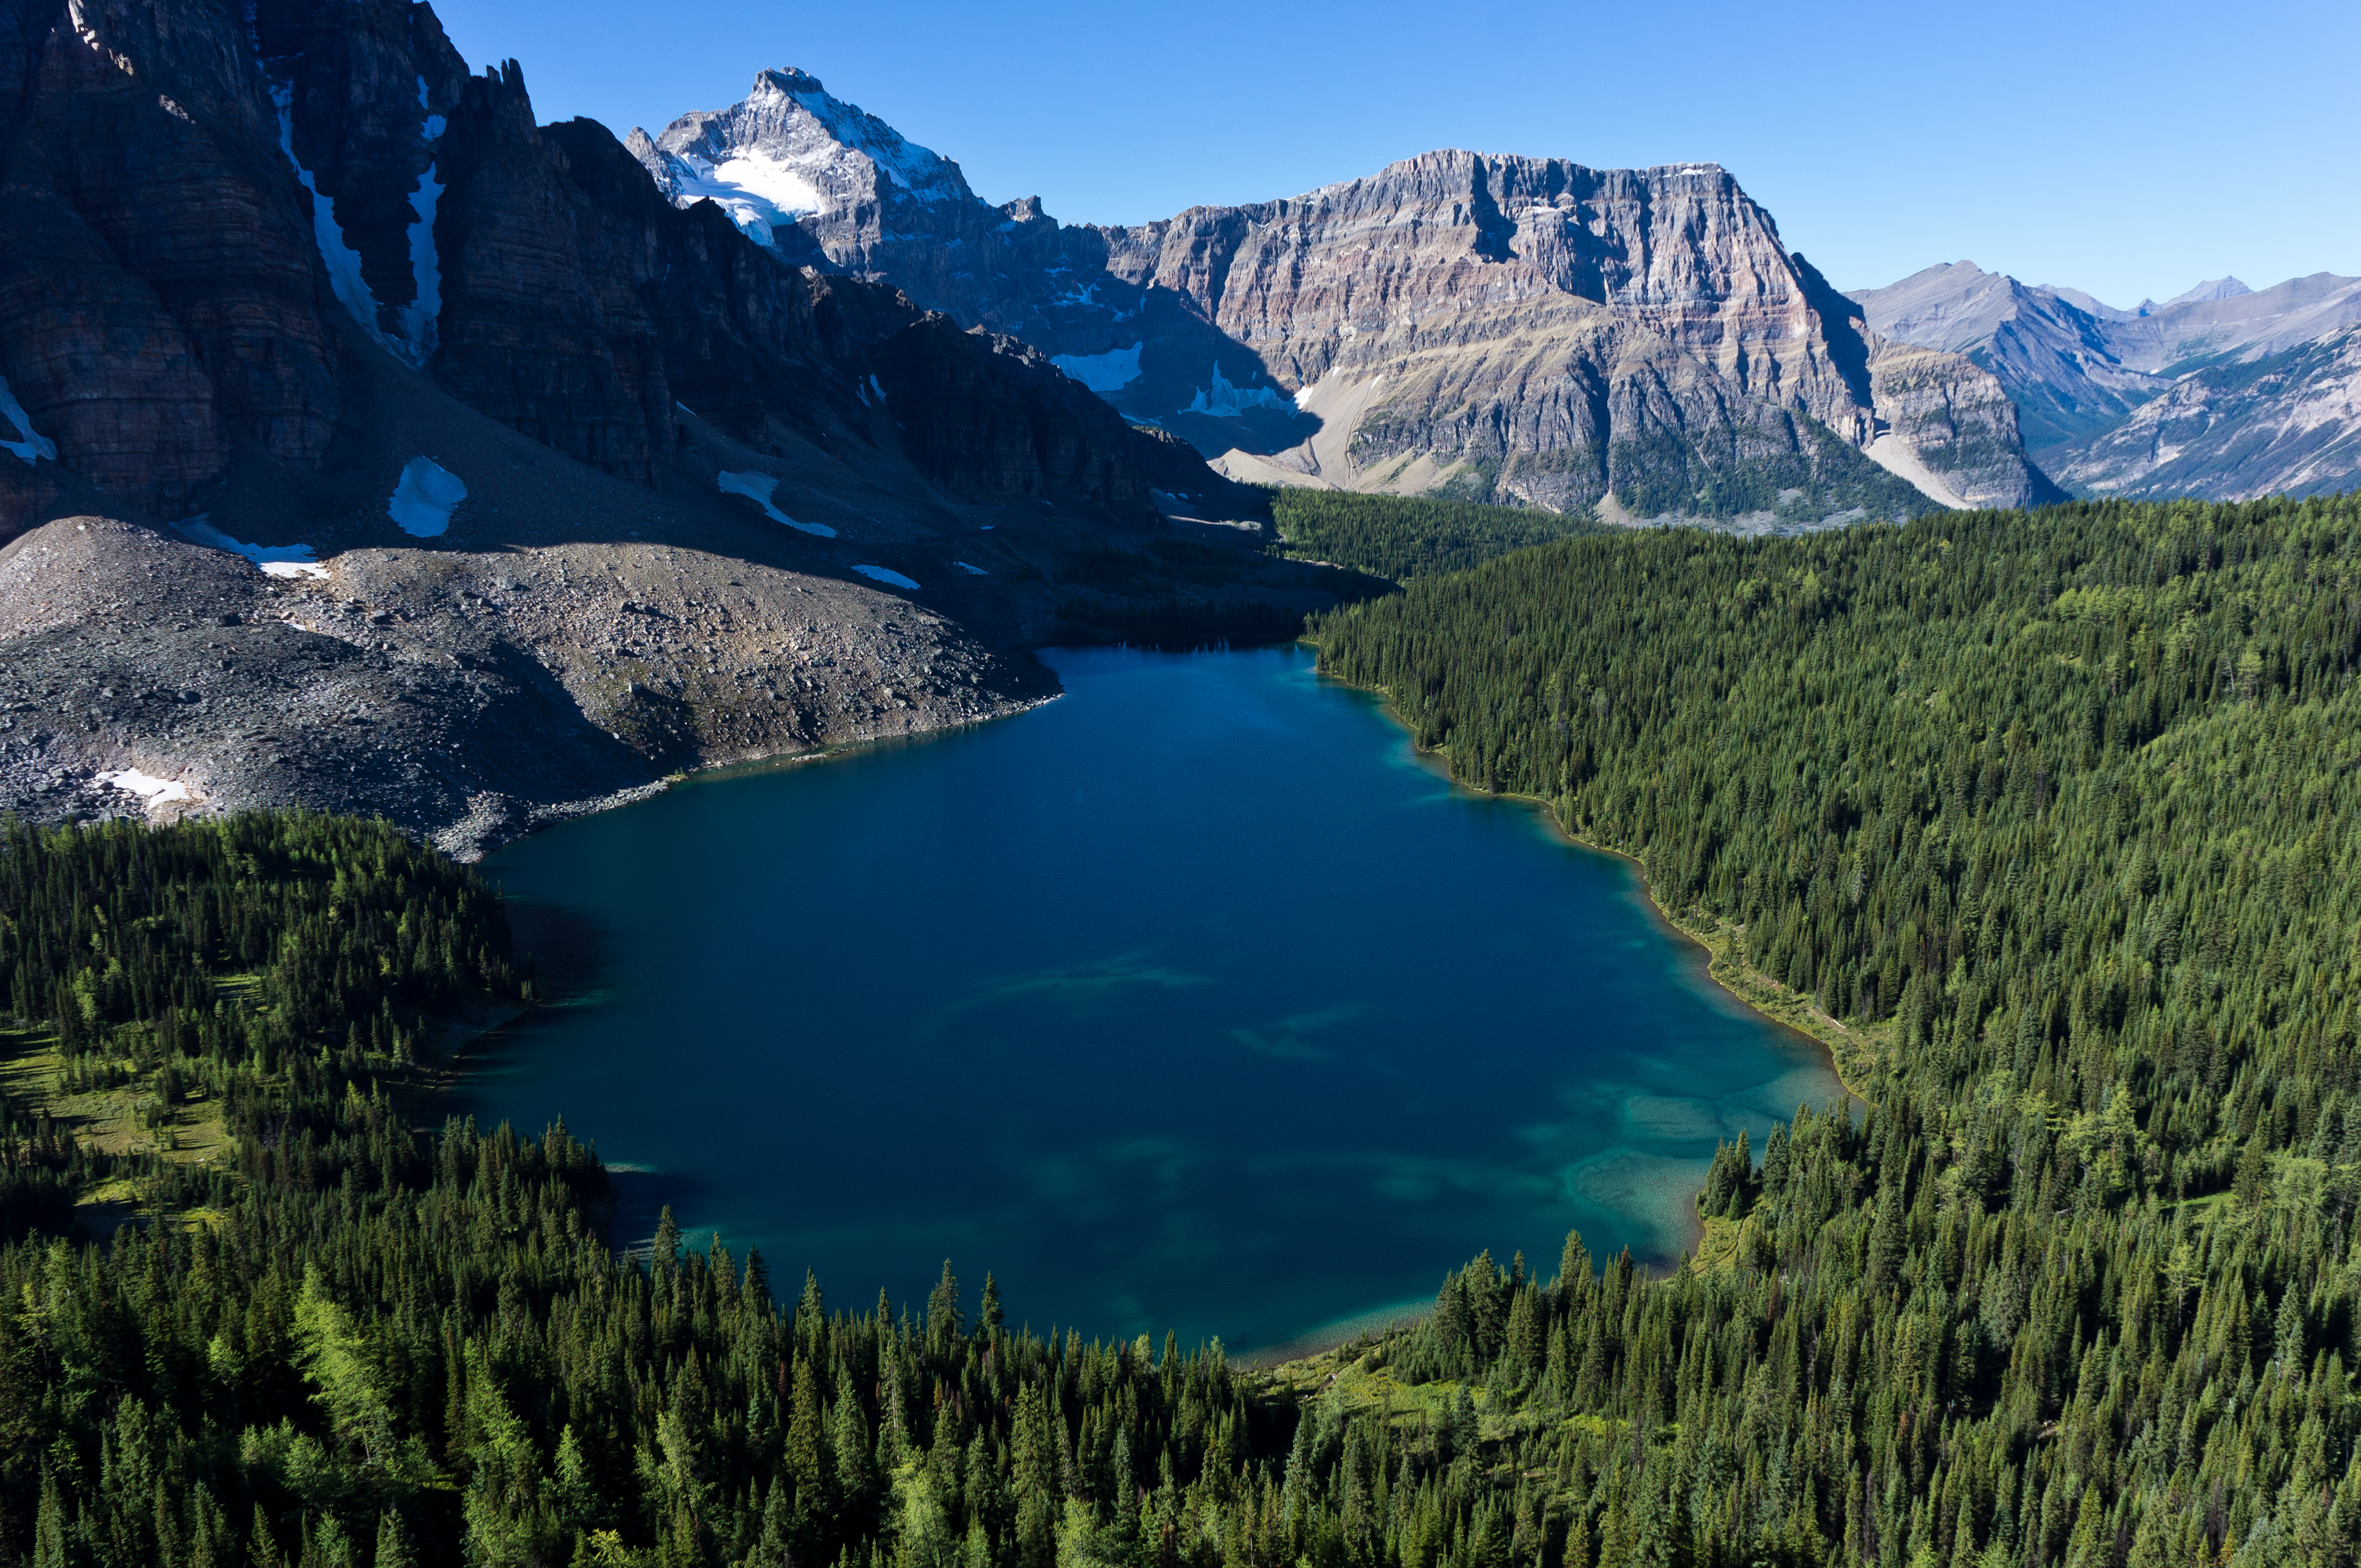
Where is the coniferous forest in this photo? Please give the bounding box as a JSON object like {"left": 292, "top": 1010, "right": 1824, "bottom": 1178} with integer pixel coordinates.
{"left": 1311, "top": 491, "right": 2361, "bottom": 1566}
{"left": 6, "top": 492, "right": 2361, "bottom": 1566}
{"left": 1262, "top": 492, "right": 1602, "bottom": 584}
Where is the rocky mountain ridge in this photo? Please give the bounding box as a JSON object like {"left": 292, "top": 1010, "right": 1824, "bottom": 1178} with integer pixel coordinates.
{"left": 1852, "top": 260, "right": 2361, "bottom": 500}
{"left": 0, "top": 0, "right": 1308, "bottom": 852}
{"left": 634, "top": 72, "right": 2063, "bottom": 526}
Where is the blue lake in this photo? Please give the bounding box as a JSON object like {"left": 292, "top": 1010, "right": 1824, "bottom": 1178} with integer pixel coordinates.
{"left": 464, "top": 644, "right": 1845, "bottom": 1354}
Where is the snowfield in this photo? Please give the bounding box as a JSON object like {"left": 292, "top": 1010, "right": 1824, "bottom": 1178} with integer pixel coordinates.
{"left": 1051, "top": 342, "right": 1144, "bottom": 392}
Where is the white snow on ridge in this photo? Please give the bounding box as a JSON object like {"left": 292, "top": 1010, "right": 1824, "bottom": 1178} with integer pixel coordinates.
{"left": 387, "top": 457, "right": 466, "bottom": 537}
{"left": 718, "top": 470, "right": 837, "bottom": 536}
{"left": 851, "top": 563, "right": 919, "bottom": 589}
{"left": 0, "top": 375, "right": 57, "bottom": 464}
{"left": 781, "top": 90, "right": 947, "bottom": 194}
{"left": 1186, "top": 361, "right": 1295, "bottom": 419}
{"left": 98, "top": 770, "right": 191, "bottom": 805}
{"left": 637, "top": 67, "right": 966, "bottom": 246}
{"left": 171, "top": 515, "right": 329, "bottom": 577}
{"left": 955, "top": 561, "right": 988, "bottom": 575}
{"left": 1051, "top": 342, "right": 1144, "bottom": 393}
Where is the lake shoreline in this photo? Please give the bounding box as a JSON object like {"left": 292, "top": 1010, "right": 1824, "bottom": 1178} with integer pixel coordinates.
{"left": 1299, "top": 635, "right": 1871, "bottom": 1102}
{"left": 1297, "top": 636, "right": 1874, "bottom": 1275}
{"left": 1236, "top": 1299, "right": 1437, "bottom": 1369}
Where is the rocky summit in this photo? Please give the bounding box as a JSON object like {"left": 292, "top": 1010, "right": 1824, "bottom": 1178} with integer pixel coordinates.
{"left": 634, "top": 74, "right": 2062, "bottom": 530}
{"left": 0, "top": 0, "right": 1327, "bottom": 852}
{"left": 1853, "top": 261, "right": 2361, "bottom": 500}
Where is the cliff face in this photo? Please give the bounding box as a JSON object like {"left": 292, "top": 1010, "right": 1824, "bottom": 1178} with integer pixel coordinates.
{"left": 0, "top": 1, "right": 1211, "bottom": 542}
{"left": 0, "top": 0, "right": 340, "bottom": 524}
{"left": 637, "top": 75, "right": 2061, "bottom": 523}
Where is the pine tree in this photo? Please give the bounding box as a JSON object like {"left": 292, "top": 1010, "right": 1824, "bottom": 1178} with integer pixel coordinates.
{"left": 786, "top": 1356, "right": 834, "bottom": 1525}
{"left": 373, "top": 1512, "right": 418, "bottom": 1568}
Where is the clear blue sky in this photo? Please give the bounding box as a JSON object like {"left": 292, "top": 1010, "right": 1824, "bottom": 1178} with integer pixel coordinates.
{"left": 436, "top": 0, "right": 2358, "bottom": 308}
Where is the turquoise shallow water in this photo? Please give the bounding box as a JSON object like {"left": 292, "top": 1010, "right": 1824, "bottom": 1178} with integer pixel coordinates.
{"left": 464, "top": 645, "right": 1845, "bottom": 1352}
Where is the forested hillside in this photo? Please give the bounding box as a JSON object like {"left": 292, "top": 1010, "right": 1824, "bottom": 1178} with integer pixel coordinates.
{"left": 0, "top": 816, "right": 1302, "bottom": 1567}
{"left": 13, "top": 490, "right": 2361, "bottom": 1568}
{"left": 1311, "top": 492, "right": 2361, "bottom": 1565}
{"left": 1265, "top": 492, "right": 1602, "bottom": 582}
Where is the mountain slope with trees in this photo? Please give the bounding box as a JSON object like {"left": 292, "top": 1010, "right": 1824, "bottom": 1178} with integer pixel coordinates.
{"left": 1309, "top": 491, "right": 2361, "bottom": 1565}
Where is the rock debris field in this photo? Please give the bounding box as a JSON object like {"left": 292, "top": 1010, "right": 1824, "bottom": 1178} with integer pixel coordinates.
{"left": 0, "top": 517, "right": 1052, "bottom": 858}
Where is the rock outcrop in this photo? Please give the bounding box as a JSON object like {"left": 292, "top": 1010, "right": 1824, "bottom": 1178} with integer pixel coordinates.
{"left": 0, "top": 0, "right": 341, "bottom": 523}
{"left": 0, "top": 515, "right": 1052, "bottom": 859}
{"left": 634, "top": 74, "right": 2064, "bottom": 523}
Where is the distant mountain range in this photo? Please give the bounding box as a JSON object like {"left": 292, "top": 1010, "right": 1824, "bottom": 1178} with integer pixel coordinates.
{"left": 1849, "top": 263, "right": 2361, "bottom": 501}
{"left": 630, "top": 71, "right": 2063, "bottom": 529}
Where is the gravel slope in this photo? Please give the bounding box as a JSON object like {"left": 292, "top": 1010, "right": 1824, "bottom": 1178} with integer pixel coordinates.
{"left": 0, "top": 517, "right": 1051, "bottom": 858}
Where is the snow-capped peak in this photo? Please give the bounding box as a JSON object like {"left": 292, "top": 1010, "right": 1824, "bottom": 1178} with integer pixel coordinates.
{"left": 629, "top": 67, "right": 970, "bottom": 249}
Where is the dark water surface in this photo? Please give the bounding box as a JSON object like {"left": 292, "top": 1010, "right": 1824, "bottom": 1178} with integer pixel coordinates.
{"left": 465, "top": 646, "right": 1844, "bottom": 1352}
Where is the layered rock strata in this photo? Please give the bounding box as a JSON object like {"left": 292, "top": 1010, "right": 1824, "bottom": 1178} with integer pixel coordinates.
{"left": 0, "top": 0, "right": 1219, "bottom": 547}
{"left": 635, "top": 76, "right": 2062, "bottom": 521}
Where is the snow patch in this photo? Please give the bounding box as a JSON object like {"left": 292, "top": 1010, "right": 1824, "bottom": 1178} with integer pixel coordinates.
{"left": 1187, "top": 361, "right": 1294, "bottom": 418}
{"left": 638, "top": 68, "right": 963, "bottom": 247}
{"left": 400, "top": 158, "right": 443, "bottom": 363}
{"left": 0, "top": 375, "right": 57, "bottom": 464}
{"left": 850, "top": 563, "right": 919, "bottom": 589}
{"left": 1051, "top": 342, "right": 1144, "bottom": 392}
{"left": 272, "top": 79, "right": 442, "bottom": 365}
{"left": 717, "top": 470, "right": 837, "bottom": 536}
{"left": 668, "top": 149, "right": 822, "bottom": 246}
{"left": 955, "top": 561, "right": 988, "bottom": 574}
{"left": 170, "top": 514, "right": 328, "bottom": 576}
{"left": 276, "top": 85, "right": 394, "bottom": 356}
{"left": 386, "top": 456, "right": 466, "bottom": 537}
{"left": 98, "top": 770, "right": 190, "bottom": 805}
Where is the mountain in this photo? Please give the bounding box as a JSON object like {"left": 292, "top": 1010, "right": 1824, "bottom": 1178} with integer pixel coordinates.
{"left": 0, "top": 0, "right": 1312, "bottom": 853}
{"left": 2045, "top": 320, "right": 2361, "bottom": 500}
{"left": 1842, "top": 262, "right": 2161, "bottom": 452}
{"left": 634, "top": 75, "right": 2063, "bottom": 527}
{"left": 1853, "top": 261, "right": 2361, "bottom": 500}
